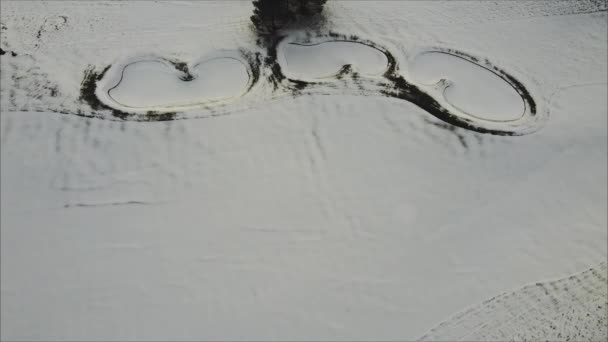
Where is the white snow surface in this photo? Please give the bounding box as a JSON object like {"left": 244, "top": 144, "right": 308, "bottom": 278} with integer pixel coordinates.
{"left": 410, "top": 51, "right": 525, "bottom": 121}
{"left": 280, "top": 41, "right": 389, "bottom": 79}
{"left": 1, "top": 1, "right": 607, "bottom": 341}
{"left": 108, "top": 57, "right": 249, "bottom": 109}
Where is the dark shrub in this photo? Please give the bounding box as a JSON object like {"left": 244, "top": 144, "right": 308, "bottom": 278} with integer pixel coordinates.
{"left": 251, "top": 0, "right": 327, "bottom": 33}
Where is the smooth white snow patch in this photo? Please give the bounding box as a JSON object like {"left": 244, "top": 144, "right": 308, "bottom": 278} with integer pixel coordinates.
{"left": 410, "top": 51, "right": 525, "bottom": 121}
{"left": 103, "top": 56, "right": 249, "bottom": 110}
{"left": 280, "top": 41, "right": 388, "bottom": 79}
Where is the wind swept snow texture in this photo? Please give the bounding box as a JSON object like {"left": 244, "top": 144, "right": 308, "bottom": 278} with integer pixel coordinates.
{"left": 419, "top": 263, "right": 608, "bottom": 341}
{"left": 1, "top": 1, "right": 607, "bottom": 341}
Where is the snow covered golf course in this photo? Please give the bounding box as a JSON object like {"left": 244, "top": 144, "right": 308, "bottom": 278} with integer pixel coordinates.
{"left": 1, "top": 1, "right": 607, "bottom": 340}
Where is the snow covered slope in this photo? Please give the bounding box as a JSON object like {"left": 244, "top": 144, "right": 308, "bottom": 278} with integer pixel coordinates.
{"left": 1, "top": 1, "right": 606, "bottom": 340}
{"left": 420, "top": 262, "right": 608, "bottom": 341}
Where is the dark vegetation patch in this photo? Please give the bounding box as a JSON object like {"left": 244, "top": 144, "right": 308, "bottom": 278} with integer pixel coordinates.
{"left": 80, "top": 65, "right": 134, "bottom": 120}
{"left": 288, "top": 78, "right": 311, "bottom": 91}
{"left": 259, "top": 34, "right": 318, "bottom": 93}
{"left": 259, "top": 34, "right": 287, "bottom": 90}
{"left": 335, "top": 64, "right": 353, "bottom": 80}
{"left": 80, "top": 65, "right": 112, "bottom": 111}
{"left": 48, "top": 86, "right": 58, "bottom": 97}
{"left": 166, "top": 59, "right": 194, "bottom": 81}
{"left": 111, "top": 111, "right": 129, "bottom": 120}
{"left": 44, "top": 84, "right": 59, "bottom": 97}
{"left": 143, "top": 111, "right": 177, "bottom": 121}
{"left": 351, "top": 71, "right": 365, "bottom": 92}
{"left": 496, "top": 68, "right": 536, "bottom": 115}
{"left": 240, "top": 49, "right": 262, "bottom": 91}
{"left": 0, "top": 48, "right": 17, "bottom": 57}
{"left": 251, "top": 0, "right": 327, "bottom": 34}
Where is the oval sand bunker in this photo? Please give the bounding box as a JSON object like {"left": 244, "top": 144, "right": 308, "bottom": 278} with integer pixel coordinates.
{"left": 410, "top": 52, "right": 525, "bottom": 122}
{"left": 108, "top": 57, "right": 249, "bottom": 109}
{"left": 281, "top": 41, "right": 389, "bottom": 79}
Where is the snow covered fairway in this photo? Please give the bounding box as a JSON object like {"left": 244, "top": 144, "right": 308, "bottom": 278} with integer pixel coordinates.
{"left": 1, "top": 1, "right": 607, "bottom": 340}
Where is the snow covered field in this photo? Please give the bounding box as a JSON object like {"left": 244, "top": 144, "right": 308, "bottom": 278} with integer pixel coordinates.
{"left": 1, "top": 1, "right": 607, "bottom": 340}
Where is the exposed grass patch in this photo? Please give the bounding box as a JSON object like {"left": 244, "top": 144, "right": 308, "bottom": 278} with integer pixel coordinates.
{"left": 79, "top": 65, "right": 131, "bottom": 119}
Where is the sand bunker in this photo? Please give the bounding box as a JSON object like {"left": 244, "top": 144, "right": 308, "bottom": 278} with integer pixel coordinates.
{"left": 279, "top": 40, "right": 389, "bottom": 79}
{"left": 100, "top": 55, "right": 250, "bottom": 111}
{"left": 410, "top": 51, "right": 526, "bottom": 122}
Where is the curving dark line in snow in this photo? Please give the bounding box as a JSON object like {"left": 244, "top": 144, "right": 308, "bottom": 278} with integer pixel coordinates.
{"left": 63, "top": 200, "right": 160, "bottom": 208}
{"left": 430, "top": 48, "right": 537, "bottom": 117}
